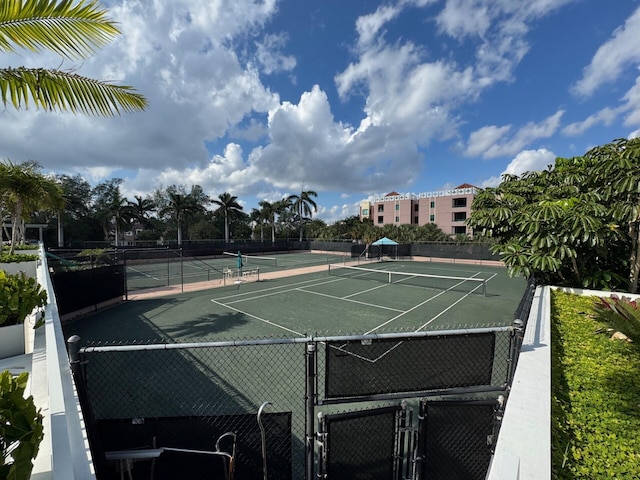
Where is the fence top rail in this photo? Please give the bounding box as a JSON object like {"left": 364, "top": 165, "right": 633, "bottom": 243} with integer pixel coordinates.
{"left": 78, "top": 326, "right": 513, "bottom": 353}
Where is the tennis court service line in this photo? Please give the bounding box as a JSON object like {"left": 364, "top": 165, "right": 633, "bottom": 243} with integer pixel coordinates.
{"left": 213, "top": 276, "right": 343, "bottom": 303}
{"left": 295, "top": 287, "right": 406, "bottom": 313}
{"left": 363, "top": 271, "right": 491, "bottom": 334}
{"left": 415, "top": 272, "right": 498, "bottom": 331}
{"left": 331, "top": 272, "right": 499, "bottom": 364}
{"left": 210, "top": 299, "right": 305, "bottom": 337}
{"left": 216, "top": 275, "right": 407, "bottom": 314}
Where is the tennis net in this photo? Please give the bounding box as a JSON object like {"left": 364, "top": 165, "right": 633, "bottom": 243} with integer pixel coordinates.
{"left": 327, "top": 264, "right": 487, "bottom": 296}
{"left": 222, "top": 251, "right": 278, "bottom": 267}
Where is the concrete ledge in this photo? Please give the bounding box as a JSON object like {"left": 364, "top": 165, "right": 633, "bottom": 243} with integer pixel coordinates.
{"left": 487, "top": 285, "right": 551, "bottom": 480}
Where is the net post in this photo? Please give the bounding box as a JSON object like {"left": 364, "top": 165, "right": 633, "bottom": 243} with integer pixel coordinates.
{"left": 305, "top": 341, "right": 318, "bottom": 480}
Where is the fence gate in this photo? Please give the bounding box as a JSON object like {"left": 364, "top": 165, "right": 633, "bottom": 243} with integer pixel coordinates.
{"left": 413, "top": 398, "right": 503, "bottom": 480}
{"left": 316, "top": 404, "right": 412, "bottom": 479}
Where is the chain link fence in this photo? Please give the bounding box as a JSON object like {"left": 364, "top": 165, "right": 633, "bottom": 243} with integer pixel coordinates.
{"left": 70, "top": 323, "right": 529, "bottom": 480}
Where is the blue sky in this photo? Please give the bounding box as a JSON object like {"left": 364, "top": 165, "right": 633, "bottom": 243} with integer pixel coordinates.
{"left": 1, "top": 0, "right": 640, "bottom": 223}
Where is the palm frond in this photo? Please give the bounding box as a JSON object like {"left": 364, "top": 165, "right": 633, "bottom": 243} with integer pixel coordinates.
{"left": 0, "top": 0, "right": 119, "bottom": 58}
{"left": 0, "top": 67, "right": 147, "bottom": 115}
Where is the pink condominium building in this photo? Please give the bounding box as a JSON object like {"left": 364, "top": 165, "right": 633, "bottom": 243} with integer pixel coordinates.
{"left": 359, "top": 184, "right": 478, "bottom": 236}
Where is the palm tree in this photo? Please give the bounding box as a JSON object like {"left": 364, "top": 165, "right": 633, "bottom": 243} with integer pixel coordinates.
{"left": 258, "top": 200, "right": 277, "bottom": 243}
{"left": 212, "top": 192, "right": 244, "bottom": 244}
{"left": 286, "top": 190, "right": 318, "bottom": 241}
{"left": 128, "top": 195, "right": 155, "bottom": 245}
{"left": 110, "top": 192, "right": 134, "bottom": 247}
{"left": 249, "top": 208, "right": 264, "bottom": 242}
{"left": 159, "top": 192, "right": 199, "bottom": 246}
{"left": 0, "top": 0, "right": 146, "bottom": 116}
{"left": 0, "top": 161, "right": 64, "bottom": 254}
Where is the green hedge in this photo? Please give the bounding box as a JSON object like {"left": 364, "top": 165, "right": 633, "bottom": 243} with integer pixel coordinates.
{"left": 0, "top": 253, "right": 38, "bottom": 263}
{"left": 551, "top": 290, "right": 640, "bottom": 478}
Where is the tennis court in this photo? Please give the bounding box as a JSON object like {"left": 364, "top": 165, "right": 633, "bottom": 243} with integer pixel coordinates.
{"left": 63, "top": 258, "right": 529, "bottom": 480}
{"left": 123, "top": 251, "right": 354, "bottom": 292}
{"left": 68, "top": 258, "right": 525, "bottom": 342}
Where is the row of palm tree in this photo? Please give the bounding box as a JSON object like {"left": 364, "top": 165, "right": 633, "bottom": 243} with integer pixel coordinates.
{"left": 5, "top": 167, "right": 318, "bottom": 247}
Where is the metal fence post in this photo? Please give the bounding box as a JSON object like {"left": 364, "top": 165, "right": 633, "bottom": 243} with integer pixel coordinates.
{"left": 67, "top": 335, "right": 108, "bottom": 476}
{"left": 180, "top": 247, "right": 184, "bottom": 292}
{"left": 123, "top": 249, "right": 129, "bottom": 300}
{"left": 305, "top": 341, "right": 317, "bottom": 480}
{"left": 507, "top": 319, "right": 525, "bottom": 385}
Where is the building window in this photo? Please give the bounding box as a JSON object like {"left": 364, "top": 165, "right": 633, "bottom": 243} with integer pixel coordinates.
{"left": 395, "top": 216, "right": 399, "bottom": 222}
{"left": 414, "top": 204, "right": 419, "bottom": 211}
{"left": 429, "top": 214, "right": 435, "bottom": 222}
{"left": 377, "top": 216, "right": 384, "bottom": 224}
{"left": 378, "top": 205, "right": 384, "bottom": 212}
{"left": 362, "top": 208, "right": 369, "bottom": 216}
{"left": 414, "top": 216, "right": 419, "bottom": 224}
{"left": 453, "top": 226, "right": 467, "bottom": 235}
{"left": 453, "top": 198, "right": 467, "bottom": 208}
{"left": 430, "top": 201, "right": 435, "bottom": 208}
{"left": 453, "top": 212, "right": 467, "bottom": 222}
{"left": 395, "top": 204, "right": 400, "bottom": 211}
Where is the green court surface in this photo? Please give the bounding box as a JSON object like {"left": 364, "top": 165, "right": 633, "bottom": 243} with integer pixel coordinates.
{"left": 66, "top": 259, "right": 527, "bottom": 344}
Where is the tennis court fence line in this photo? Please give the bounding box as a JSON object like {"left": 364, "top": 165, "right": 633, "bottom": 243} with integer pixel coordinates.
{"left": 69, "top": 317, "right": 537, "bottom": 480}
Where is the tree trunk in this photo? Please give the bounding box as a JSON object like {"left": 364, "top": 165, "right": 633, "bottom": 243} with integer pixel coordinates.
{"left": 9, "top": 201, "right": 23, "bottom": 255}
{"left": 629, "top": 222, "right": 640, "bottom": 293}
{"left": 57, "top": 213, "right": 64, "bottom": 247}
{"left": 224, "top": 211, "right": 229, "bottom": 244}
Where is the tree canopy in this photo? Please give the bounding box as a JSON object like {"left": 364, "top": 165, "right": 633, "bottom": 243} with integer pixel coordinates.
{"left": 468, "top": 137, "right": 640, "bottom": 293}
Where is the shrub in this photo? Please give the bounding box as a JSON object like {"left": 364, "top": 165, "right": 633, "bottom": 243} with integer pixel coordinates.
{"left": 0, "top": 253, "right": 38, "bottom": 264}
{"left": 551, "top": 291, "right": 640, "bottom": 478}
{"left": 0, "top": 271, "right": 48, "bottom": 327}
{"left": 0, "top": 371, "right": 44, "bottom": 480}
{"left": 594, "top": 294, "right": 640, "bottom": 343}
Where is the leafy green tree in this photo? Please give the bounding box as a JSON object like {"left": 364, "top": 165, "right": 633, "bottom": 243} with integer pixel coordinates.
{"left": 588, "top": 138, "right": 640, "bottom": 292}
{"left": 53, "top": 174, "right": 92, "bottom": 247}
{"left": 92, "top": 178, "right": 126, "bottom": 245}
{"left": 286, "top": 190, "right": 318, "bottom": 241}
{"left": 212, "top": 192, "right": 243, "bottom": 244}
{"left": 305, "top": 218, "right": 327, "bottom": 239}
{"left": 469, "top": 139, "right": 640, "bottom": 291}
{"left": 0, "top": 0, "right": 146, "bottom": 116}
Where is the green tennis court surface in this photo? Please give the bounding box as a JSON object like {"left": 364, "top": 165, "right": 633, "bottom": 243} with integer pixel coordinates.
{"left": 66, "top": 259, "right": 526, "bottom": 344}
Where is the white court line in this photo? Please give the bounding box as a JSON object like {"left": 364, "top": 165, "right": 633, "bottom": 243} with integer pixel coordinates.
{"left": 415, "top": 272, "right": 498, "bottom": 331}
{"left": 126, "top": 266, "right": 160, "bottom": 281}
{"left": 219, "top": 274, "right": 406, "bottom": 313}
{"left": 216, "top": 277, "right": 346, "bottom": 304}
{"left": 295, "top": 287, "right": 405, "bottom": 313}
{"left": 329, "top": 271, "right": 497, "bottom": 363}
{"left": 214, "top": 276, "right": 338, "bottom": 302}
{"left": 210, "top": 299, "right": 305, "bottom": 337}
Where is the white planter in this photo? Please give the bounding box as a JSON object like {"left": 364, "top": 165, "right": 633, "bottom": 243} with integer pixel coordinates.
{"left": 0, "top": 323, "right": 26, "bottom": 360}
{"left": 0, "top": 261, "right": 38, "bottom": 279}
